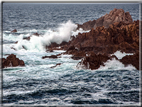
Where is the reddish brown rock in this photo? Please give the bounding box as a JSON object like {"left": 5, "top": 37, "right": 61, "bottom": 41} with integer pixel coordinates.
{"left": 15, "top": 41, "right": 18, "bottom": 44}
{"left": 71, "top": 51, "right": 86, "bottom": 60}
{"left": 33, "top": 33, "right": 39, "bottom": 36}
{"left": 2, "top": 54, "right": 25, "bottom": 68}
{"left": 69, "top": 19, "right": 139, "bottom": 55}
{"left": 67, "top": 45, "right": 75, "bottom": 51}
{"left": 11, "top": 29, "right": 17, "bottom": 33}
{"left": 94, "top": 8, "right": 133, "bottom": 29}
{"left": 41, "top": 9, "right": 139, "bottom": 70}
{"left": 77, "top": 52, "right": 110, "bottom": 70}
{"left": 77, "top": 20, "right": 96, "bottom": 30}
{"left": 120, "top": 52, "right": 139, "bottom": 70}
{"left": 46, "top": 41, "right": 69, "bottom": 51}
{"left": 93, "top": 16, "right": 104, "bottom": 29}
{"left": 77, "top": 8, "right": 133, "bottom": 30}
{"left": 110, "top": 55, "right": 118, "bottom": 60}
{"left": 68, "top": 20, "right": 139, "bottom": 70}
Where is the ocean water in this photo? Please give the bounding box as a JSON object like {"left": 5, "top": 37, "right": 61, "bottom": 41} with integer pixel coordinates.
{"left": 2, "top": 3, "right": 140, "bottom": 106}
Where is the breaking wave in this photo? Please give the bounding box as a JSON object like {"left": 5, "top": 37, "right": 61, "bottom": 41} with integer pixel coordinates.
{"left": 9, "top": 20, "right": 77, "bottom": 52}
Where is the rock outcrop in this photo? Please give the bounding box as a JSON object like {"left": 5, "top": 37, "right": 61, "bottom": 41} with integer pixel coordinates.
{"left": 77, "top": 52, "right": 110, "bottom": 70}
{"left": 44, "top": 8, "right": 139, "bottom": 70}
{"left": 68, "top": 20, "right": 139, "bottom": 69}
{"left": 77, "top": 8, "right": 133, "bottom": 30}
{"left": 11, "top": 29, "right": 17, "bottom": 33}
{"left": 94, "top": 8, "right": 133, "bottom": 29}
{"left": 46, "top": 41, "right": 69, "bottom": 51}
{"left": 69, "top": 20, "right": 139, "bottom": 55}
{"left": 120, "top": 52, "right": 139, "bottom": 70}
{"left": 33, "top": 33, "right": 40, "bottom": 36}
{"left": 2, "top": 54, "right": 25, "bottom": 68}
{"left": 77, "top": 20, "right": 96, "bottom": 30}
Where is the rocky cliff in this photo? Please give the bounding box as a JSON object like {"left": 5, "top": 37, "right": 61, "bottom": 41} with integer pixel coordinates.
{"left": 77, "top": 8, "right": 133, "bottom": 30}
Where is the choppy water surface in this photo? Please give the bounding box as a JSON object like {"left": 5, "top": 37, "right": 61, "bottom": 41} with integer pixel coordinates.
{"left": 2, "top": 3, "right": 140, "bottom": 105}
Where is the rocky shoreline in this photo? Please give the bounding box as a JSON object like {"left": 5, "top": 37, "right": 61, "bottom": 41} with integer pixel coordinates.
{"left": 2, "top": 8, "right": 140, "bottom": 70}
{"left": 44, "top": 8, "right": 140, "bottom": 70}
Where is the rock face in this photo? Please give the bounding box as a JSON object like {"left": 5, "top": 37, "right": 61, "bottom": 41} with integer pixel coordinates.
{"left": 94, "top": 8, "right": 133, "bottom": 29}
{"left": 11, "top": 29, "right": 17, "bottom": 33}
{"left": 77, "top": 52, "right": 110, "bottom": 70}
{"left": 44, "top": 9, "right": 139, "bottom": 70}
{"left": 77, "top": 51, "right": 139, "bottom": 70}
{"left": 46, "top": 20, "right": 139, "bottom": 70}
{"left": 2, "top": 54, "right": 25, "bottom": 68}
{"left": 77, "top": 8, "right": 133, "bottom": 30}
{"left": 69, "top": 20, "right": 139, "bottom": 55}
{"left": 68, "top": 20, "right": 139, "bottom": 70}
{"left": 77, "top": 20, "right": 96, "bottom": 30}
{"left": 46, "top": 41, "right": 69, "bottom": 51}
{"left": 120, "top": 52, "right": 139, "bottom": 70}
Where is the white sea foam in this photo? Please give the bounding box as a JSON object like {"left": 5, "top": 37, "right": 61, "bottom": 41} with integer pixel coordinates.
{"left": 60, "top": 54, "right": 72, "bottom": 58}
{"left": 3, "top": 44, "right": 17, "bottom": 54}
{"left": 53, "top": 50, "right": 66, "bottom": 53}
{"left": 71, "top": 28, "right": 90, "bottom": 37}
{"left": 98, "top": 58, "right": 136, "bottom": 71}
{"left": 13, "top": 20, "right": 77, "bottom": 52}
{"left": 3, "top": 33, "right": 21, "bottom": 41}
{"left": 111, "top": 51, "right": 134, "bottom": 59}
{"left": 3, "top": 21, "right": 90, "bottom": 52}
{"left": 3, "top": 90, "right": 35, "bottom": 96}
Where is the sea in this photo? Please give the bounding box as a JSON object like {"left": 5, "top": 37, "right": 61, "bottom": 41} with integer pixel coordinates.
{"left": 1, "top": 3, "right": 140, "bottom": 106}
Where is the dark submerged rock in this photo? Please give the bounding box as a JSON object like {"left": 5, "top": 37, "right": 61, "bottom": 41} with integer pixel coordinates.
{"left": 42, "top": 55, "right": 58, "bottom": 59}
{"left": 11, "top": 47, "right": 16, "bottom": 50}
{"left": 42, "top": 54, "right": 62, "bottom": 59}
{"left": 50, "top": 63, "right": 62, "bottom": 68}
{"left": 23, "top": 36, "right": 31, "bottom": 41}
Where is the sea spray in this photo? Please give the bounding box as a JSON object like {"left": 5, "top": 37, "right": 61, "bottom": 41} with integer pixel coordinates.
{"left": 72, "top": 28, "right": 90, "bottom": 37}
{"left": 98, "top": 58, "right": 136, "bottom": 71}
{"left": 42, "top": 20, "right": 77, "bottom": 45}
{"left": 13, "top": 20, "right": 77, "bottom": 52}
